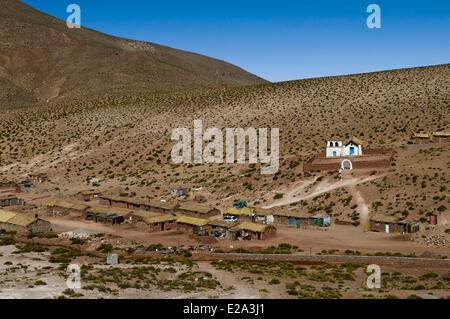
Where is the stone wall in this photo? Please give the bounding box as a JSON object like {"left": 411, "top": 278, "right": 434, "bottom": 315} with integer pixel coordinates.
{"left": 208, "top": 253, "right": 450, "bottom": 268}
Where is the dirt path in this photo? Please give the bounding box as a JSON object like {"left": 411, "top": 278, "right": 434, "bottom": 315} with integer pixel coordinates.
{"left": 264, "top": 174, "right": 385, "bottom": 209}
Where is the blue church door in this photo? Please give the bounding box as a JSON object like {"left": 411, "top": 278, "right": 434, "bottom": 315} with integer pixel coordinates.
{"left": 350, "top": 147, "right": 355, "bottom": 155}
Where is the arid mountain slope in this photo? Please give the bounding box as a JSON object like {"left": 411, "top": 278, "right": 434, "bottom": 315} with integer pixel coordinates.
{"left": 0, "top": 0, "right": 267, "bottom": 107}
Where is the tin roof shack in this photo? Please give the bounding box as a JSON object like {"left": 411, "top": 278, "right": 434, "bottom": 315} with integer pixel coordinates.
{"left": 397, "top": 220, "right": 420, "bottom": 234}
{"left": 87, "top": 206, "right": 132, "bottom": 225}
{"left": 175, "top": 202, "right": 220, "bottom": 218}
{"left": 230, "top": 222, "right": 276, "bottom": 240}
{"left": 176, "top": 215, "right": 209, "bottom": 236}
{"left": 253, "top": 208, "right": 275, "bottom": 224}
{"left": 135, "top": 214, "right": 178, "bottom": 232}
{"left": 272, "top": 210, "right": 311, "bottom": 228}
{"left": 29, "top": 173, "right": 48, "bottom": 184}
{"left": 432, "top": 131, "right": 450, "bottom": 143}
{"left": 311, "top": 213, "right": 331, "bottom": 227}
{"left": 47, "top": 201, "right": 89, "bottom": 218}
{"left": 369, "top": 213, "right": 399, "bottom": 233}
{"left": 79, "top": 190, "right": 101, "bottom": 202}
{"left": 0, "top": 209, "right": 51, "bottom": 233}
{"left": 414, "top": 133, "right": 431, "bottom": 144}
{"left": 207, "top": 219, "right": 238, "bottom": 239}
{"left": 0, "top": 195, "right": 25, "bottom": 207}
{"left": 223, "top": 207, "right": 254, "bottom": 222}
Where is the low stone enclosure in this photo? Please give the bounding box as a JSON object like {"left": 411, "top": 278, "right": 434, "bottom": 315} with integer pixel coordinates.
{"left": 303, "top": 148, "right": 394, "bottom": 172}
{"left": 206, "top": 253, "right": 450, "bottom": 268}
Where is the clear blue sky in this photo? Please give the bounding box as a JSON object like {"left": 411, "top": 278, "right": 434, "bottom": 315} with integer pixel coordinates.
{"left": 23, "top": 0, "right": 450, "bottom": 82}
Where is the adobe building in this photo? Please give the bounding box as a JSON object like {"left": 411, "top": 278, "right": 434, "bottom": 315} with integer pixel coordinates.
{"left": 414, "top": 133, "right": 431, "bottom": 144}
{"left": 0, "top": 209, "right": 51, "bottom": 233}
{"left": 47, "top": 200, "right": 89, "bottom": 218}
{"left": 175, "top": 201, "right": 220, "bottom": 218}
{"left": 272, "top": 210, "right": 311, "bottom": 227}
{"left": 130, "top": 210, "right": 162, "bottom": 223}
{"left": 176, "top": 215, "right": 209, "bottom": 236}
{"left": 79, "top": 190, "right": 101, "bottom": 201}
{"left": 369, "top": 213, "right": 399, "bottom": 233}
{"left": 86, "top": 206, "right": 133, "bottom": 225}
{"left": 134, "top": 214, "right": 177, "bottom": 232}
{"left": 252, "top": 208, "right": 275, "bottom": 224}
{"left": 432, "top": 131, "right": 450, "bottom": 143}
{"left": 326, "top": 137, "right": 364, "bottom": 158}
{"left": 229, "top": 222, "right": 277, "bottom": 240}
{"left": 0, "top": 194, "right": 25, "bottom": 208}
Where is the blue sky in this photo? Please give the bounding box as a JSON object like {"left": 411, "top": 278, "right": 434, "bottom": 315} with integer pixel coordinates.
{"left": 23, "top": 0, "right": 450, "bottom": 82}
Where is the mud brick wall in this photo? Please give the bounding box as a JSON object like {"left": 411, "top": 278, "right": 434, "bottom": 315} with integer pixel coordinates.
{"left": 209, "top": 253, "right": 450, "bottom": 268}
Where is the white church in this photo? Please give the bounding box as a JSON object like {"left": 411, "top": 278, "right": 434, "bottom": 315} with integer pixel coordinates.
{"left": 326, "top": 137, "right": 364, "bottom": 158}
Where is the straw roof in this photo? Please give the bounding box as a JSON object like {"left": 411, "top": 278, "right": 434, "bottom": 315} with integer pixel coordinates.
{"left": 223, "top": 207, "right": 254, "bottom": 216}
{"left": 433, "top": 131, "right": 450, "bottom": 137}
{"left": 79, "top": 190, "right": 101, "bottom": 195}
{"left": 273, "top": 210, "right": 310, "bottom": 219}
{"left": 0, "top": 209, "right": 37, "bottom": 227}
{"left": 370, "top": 213, "right": 398, "bottom": 223}
{"left": 176, "top": 215, "right": 209, "bottom": 226}
{"left": 414, "top": 133, "right": 430, "bottom": 138}
{"left": 143, "top": 214, "right": 178, "bottom": 224}
{"left": 100, "top": 195, "right": 176, "bottom": 210}
{"left": 233, "top": 222, "right": 274, "bottom": 233}
{"left": 87, "top": 206, "right": 132, "bottom": 216}
{"left": 47, "top": 200, "right": 88, "bottom": 211}
{"left": 252, "top": 208, "right": 275, "bottom": 216}
{"left": 132, "top": 210, "right": 162, "bottom": 219}
{"left": 177, "top": 202, "right": 216, "bottom": 214}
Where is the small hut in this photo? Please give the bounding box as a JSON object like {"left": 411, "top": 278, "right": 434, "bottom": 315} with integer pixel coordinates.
{"left": 135, "top": 214, "right": 177, "bottom": 232}
{"left": 414, "top": 133, "right": 431, "bottom": 144}
{"left": 230, "top": 222, "right": 276, "bottom": 240}
{"left": 432, "top": 131, "right": 450, "bottom": 143}
{"left": 78, "top": 190, "right": 101, "bottom": 201}
{"left": 176, "top": 215, "right": 209, "bottom": 236}
{"left": 369, "top": 213, "right": 399, "bottom": 233}
{"left": 272, "top": 210, "right": 311, "bottom": 227}
{"left": 175, "top": 201, "right": 220, "bottom": 218}
{"left": 0, "top": 209, "right": 51, "bottom": 233}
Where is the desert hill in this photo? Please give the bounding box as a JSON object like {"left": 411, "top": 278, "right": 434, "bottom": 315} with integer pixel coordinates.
{"left": 0, "top": 0, "right": 267, "bottom": 107}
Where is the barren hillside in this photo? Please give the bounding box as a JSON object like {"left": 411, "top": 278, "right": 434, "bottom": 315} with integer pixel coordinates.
{"left": 1, "top": 63, "right": 449, "bottom": 222}
{"left": 0, "top": 0, "right": 267, "bottom": 107}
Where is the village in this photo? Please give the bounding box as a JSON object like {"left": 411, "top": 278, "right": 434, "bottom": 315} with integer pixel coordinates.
{"left": 0, "top": 132, "right": 448, "bottom": 254}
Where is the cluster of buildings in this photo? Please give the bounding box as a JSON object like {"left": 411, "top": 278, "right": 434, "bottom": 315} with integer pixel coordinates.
{"left": 45, "top": 192, "right": 337, "bottom": 241}
{"left": 414, "top": 131, "right": 450, "bottom": 144}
